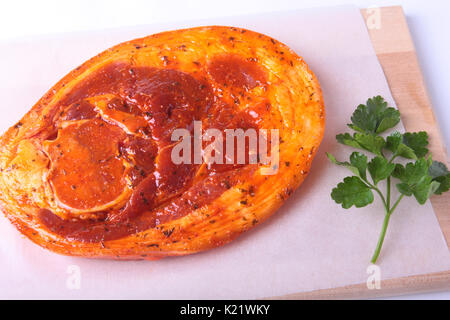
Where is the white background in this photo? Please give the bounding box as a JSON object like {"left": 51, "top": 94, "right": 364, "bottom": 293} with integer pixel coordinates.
{"left": 0, "top": 0, "right": 448, "bottom": 300}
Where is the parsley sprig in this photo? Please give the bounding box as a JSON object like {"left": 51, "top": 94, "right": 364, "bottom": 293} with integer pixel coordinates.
{"left": 327, "top": 96, "right": 450, "bottom": 263}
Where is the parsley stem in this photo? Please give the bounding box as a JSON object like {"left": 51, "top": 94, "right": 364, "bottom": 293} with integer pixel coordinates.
{"left": 359, "top": 179, "right": 388, "bottom": 208}
{"left": 371, "top": 209, "right": 391, "bottom": 264}
{"left": 386, "top": 177, "right": 391, "bottom": 208}
{"left": 390, "top": 194, "right": 404, "bottom": 214}
{"left": 371, "top": 185, "right": 388, "bottom": 209}
{"left": 370, "top": 194, "right": 405, "bottom": 263}
{"left": 389, "top": 155, "right": 397, "bottom": 163}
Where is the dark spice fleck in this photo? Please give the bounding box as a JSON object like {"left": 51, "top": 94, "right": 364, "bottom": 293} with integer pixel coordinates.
{"left": 163, "top": 227, "right": 175, "bottom": 238}
{"left": 248, "top": 185, "right": 255, "bottom": 197}
{"left": 161, "top": 55, "right": 169, "bottom": 66}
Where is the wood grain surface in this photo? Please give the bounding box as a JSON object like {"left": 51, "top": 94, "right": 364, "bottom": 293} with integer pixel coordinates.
{"left": 271, "top": 6, "right": 450, "bottom": 299}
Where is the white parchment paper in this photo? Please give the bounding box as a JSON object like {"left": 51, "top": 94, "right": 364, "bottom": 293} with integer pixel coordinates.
{"left": 0, "top": 6, "right": 448, "bottom": 299}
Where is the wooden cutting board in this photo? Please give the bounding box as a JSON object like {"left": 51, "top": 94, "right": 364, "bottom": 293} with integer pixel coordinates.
{"left": 274, "top": 6, "right": 450, "bottom": 299}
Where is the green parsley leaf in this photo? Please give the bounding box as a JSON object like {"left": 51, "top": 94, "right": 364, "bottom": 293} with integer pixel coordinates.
{"left": 392, "top": 158, "right": 437, "bottom": 204}
{"left": 336, "top": 133, "right": 361, "bottom": 149}
{"left": 402, "top": 131, "right": 429, "bottom": 158}
{"left": 336, "top": 132, "right": 385, "bottom": 156}
{"left": 428, "top": 160, "right": 449, "bottom": 178}
{"left": 326, "top": 152, "right": 357, "bottom": 176}
{"left": 348, "top": 96, "right": 400, "bottom": 134}
{"left": 429, "top": 161, "right": 450, "bottom": 195}
{"left": 350, "top": 152, "right": 368, "bottom": 180}
{"left": 386, "top": 131, "right": 417, "bottom": 159}
{"left": 413, "top": 177, "right": 439, "bottom": 204}
{"left": 326, "top": 152, "right": 368, "bottom": 180}
{"left": 353, "top": 133, "right": 386, "bottom": 156}
{"left": 331, "top": 176, "right": 374, "bottom": 209}
{"left": 367, "top": 156, "right": 395, "bottom": 185}
{"left": 386, "top": 131, "right": 402, "bottom": 151}
{"left": 395, "top": 143, "right": 417, "bottom": 160}
{"left": 396, "top": 183, "right": 413, "bottom": 196}
{"left": 392, "top": 158, "right": 429, "bottom": 185}
{"left": 434, "top": 176, "right": 450, "bottom": 195}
